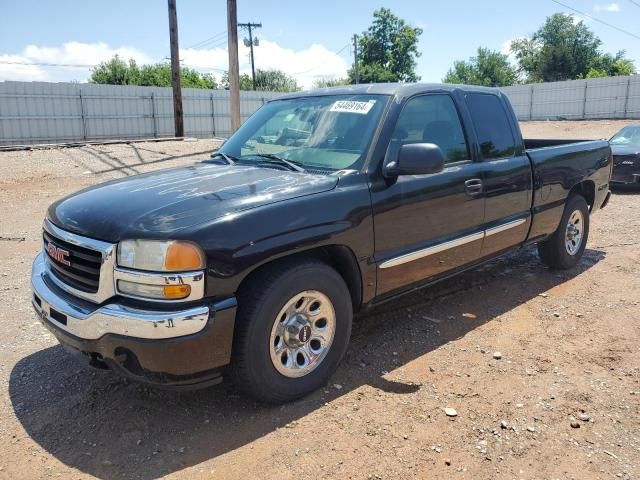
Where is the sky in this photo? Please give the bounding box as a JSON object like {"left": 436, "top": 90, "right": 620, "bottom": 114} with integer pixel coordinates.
{"left": 0, "top": 0, "right": 639, "bottom": 89}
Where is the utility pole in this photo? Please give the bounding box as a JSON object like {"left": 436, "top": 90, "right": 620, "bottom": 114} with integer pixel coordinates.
{"left": 353, "top": 34, "right": 359, "bottom": 84}
{"left": 227, "top": 0, "right": 241, "bottom": 132}
{"left": 167, "top": 0, "right": 184, "bottom": 137}
{"left": 239, "top": 22, "right": 262, "bottom": 90}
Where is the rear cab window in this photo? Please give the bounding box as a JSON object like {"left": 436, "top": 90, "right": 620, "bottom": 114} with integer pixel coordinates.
{"left": 465, "top": 93, "right": 517, "bottom": 160}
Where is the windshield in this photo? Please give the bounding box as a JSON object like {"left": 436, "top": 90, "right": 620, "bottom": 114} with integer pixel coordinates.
{"left": 610, "top": 126, "right": 640, "bottom": 147}
{"left": 218, "top": 94, "right": 389, "bottom": 171}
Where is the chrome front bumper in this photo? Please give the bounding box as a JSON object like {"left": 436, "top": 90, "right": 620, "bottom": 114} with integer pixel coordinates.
{"left": 31, "top": 252, "right": 210, "bottom": 340}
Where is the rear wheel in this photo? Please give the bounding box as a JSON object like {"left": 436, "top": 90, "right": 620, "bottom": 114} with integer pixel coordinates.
{"left": 231, "top": 259, "right": 352, "bottom": 403}
{"left": 537, "top": 194, "right": 590, "bottom": 269}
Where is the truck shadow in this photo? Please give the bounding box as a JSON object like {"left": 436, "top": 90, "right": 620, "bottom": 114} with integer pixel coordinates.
{"left": 9, "top": 246, "right": 604, "bottom": 479}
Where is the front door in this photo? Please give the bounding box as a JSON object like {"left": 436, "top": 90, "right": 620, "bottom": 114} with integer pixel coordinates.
{"left": 370, "top": 93, "right": 486, "bottom": 296}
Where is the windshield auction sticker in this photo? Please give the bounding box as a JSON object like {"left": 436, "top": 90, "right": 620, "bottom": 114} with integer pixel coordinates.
{"left": 329, "top": 100, "right": 376, "bottom": 115}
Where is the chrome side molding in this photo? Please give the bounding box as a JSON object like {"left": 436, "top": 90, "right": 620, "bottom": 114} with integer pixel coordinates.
{"left": 484, "top": 218, "right": 526, "bottom": 237}
{"left": 379, "top": 217, "right": 527, "bottom": 269}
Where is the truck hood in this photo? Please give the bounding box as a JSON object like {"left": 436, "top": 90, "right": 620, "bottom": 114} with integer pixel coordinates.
{"left": 47, "top": 163, "right": 338, "bottom": 242}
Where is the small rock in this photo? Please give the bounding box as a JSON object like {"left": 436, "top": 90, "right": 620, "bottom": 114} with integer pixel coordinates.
{"left": 444, "top": 407, "right": 458, "bottom": 417}
{"left": 493, "top": 352, "right": 502, "bottom": 360}
{"left": 539, "top": 293, "right": 548, "bottom": 298}
{"left": 445, "top": 459, "right": 451, "bottom": 466}
{"left": 516, "top": 403, "right": 524, "bottom": 408}
{"left": 333, "top": 384, "right": 343, "bottom": 390}
{"left": 136, "top": 440, "right": 142, "bottom": 446}
{"left": 570, "top": 421, "right": 580, "bottom": 429}
{"left": 403, "top": 434, "right": 408, "bottom": 440}
{"left": 578, "top": 413, "right": 590, "bottom": 422}
{"left": 553, "top": 312, "right": 561, "bottom": 318}
{"left": 500, "top": 420, "right": 508, "bottom": 429}
{"left": 527, "top": 426, "right": 536, "bottom": 432}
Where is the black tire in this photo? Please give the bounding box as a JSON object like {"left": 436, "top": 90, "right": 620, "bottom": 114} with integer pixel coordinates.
{"left": 231, "top": 259, "right": 352, "bottom": 403}
{"left": 537, "top": 194, "right": 590, "bottom": 270}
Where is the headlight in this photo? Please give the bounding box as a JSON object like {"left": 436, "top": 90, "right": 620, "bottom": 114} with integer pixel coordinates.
{"left": 117, "top": 240, "right": 206, "bottom": 272}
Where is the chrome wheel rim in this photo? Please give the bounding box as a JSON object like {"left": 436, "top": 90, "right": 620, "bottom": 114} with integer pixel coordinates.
{"left": 269, "top": 290, "right": 336, "bottom": 378}
{"left": 565, "top": 209, "right": 584, "bottom": 255}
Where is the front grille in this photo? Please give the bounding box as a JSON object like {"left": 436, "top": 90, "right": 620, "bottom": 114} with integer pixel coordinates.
{"left": 43, "top": 229, "right": 102, "bottom": 293}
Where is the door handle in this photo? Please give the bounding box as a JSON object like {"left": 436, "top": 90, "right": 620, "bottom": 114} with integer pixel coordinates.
{"left": 465, "top": 178, "right": 483, "bottom": 196}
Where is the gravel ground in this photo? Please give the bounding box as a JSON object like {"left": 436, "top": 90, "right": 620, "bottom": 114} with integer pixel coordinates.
{"left": 0, "top": 122, "right": 639, "bottom": 480}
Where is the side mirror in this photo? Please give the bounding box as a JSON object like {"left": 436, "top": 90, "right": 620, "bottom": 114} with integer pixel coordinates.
{"left": 383, "top": 143, "right": 446, "bottom": 177}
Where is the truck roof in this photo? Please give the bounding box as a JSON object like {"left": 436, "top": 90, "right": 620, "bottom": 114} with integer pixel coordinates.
{"left": 276, "top": 82, "right": 503, "bottom": 101}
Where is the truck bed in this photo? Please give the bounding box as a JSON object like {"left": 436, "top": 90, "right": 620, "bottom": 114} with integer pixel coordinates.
{"left": 524, "top": 138, "right": 596, "bottom": 149}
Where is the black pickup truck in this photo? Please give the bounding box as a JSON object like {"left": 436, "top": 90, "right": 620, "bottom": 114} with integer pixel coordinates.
{"left": 32, "top": 83, "right": 612, "bottom": 402}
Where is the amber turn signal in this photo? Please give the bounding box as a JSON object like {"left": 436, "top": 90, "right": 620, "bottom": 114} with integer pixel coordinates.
{"left": 164, "top": 242, "right": 205, "bottom": 271}
{"left": 163, "top": 284, "right": 191, "bottom": 299}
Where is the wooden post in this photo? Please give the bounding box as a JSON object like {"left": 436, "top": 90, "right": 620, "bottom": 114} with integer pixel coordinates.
{"left": 150, "top": 92, "right": 157, "bottom": 138}
{"left": 168, "top": 0, "right": 184, "bottom": 137}
{"left": 582, "top": 81, "right": 588, "bottom": 119}
{"left": 211, "top": 91, "right": 216, "bottom": 137}
{"left": 79, "top": 88, "right": 87, "bottom": 141}
{"left": 623, "top": 77, "right": 631, "bottom": 119}
{"left": 227, "top": 0, "right": 241, "bottom": 132}
{"left": 529, "top": 84, "right": 534, "bottom": 120}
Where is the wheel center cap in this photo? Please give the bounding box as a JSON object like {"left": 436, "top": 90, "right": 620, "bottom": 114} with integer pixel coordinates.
{"left": 298, "top": 325, "right": 312, "bottom": 343}
{"left": 284, "top": 315, "right": 311, "bottom": 347}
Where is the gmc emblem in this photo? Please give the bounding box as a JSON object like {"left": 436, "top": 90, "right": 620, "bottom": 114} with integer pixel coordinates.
{"left": 46, "top": 242, "right": 71, "bottom": 266}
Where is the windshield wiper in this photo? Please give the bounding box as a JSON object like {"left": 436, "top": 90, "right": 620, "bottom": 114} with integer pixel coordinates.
{"left": 207, "top": 152, "right": 238, "bottom": 165}
{"left": 248, "top": 153, "right": 306, "bottom": 172}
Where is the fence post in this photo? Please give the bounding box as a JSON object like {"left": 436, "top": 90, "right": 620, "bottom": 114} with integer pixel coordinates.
{"left": 211, "top": 92, "right": 216, "bottom": 137}
{"left": 79, "top": 88, "right": 87, "bottom": 141}
{"left": 529, "top": 84, "right": 534, "bottom": 120}
{"left": 150, "top": 92, "right": 157, "bottom": 138}
{"left": 623, "top": 77, "right": 631, "bottom": 119}
{"left": 582, "top": 81, "right": 588, "bottom": 119}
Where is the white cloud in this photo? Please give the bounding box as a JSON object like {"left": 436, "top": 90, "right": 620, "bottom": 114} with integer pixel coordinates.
{"left": 181, "top": 39, "right": 350, "bottom": 89}
{"left": 0, "top": 42, "right": 153, "bottom": 83}
{"left": 0, "top": 54, "right": 50, "bottom": 81}
{"left": 0, "top": 40, "right": 349, "bottom": 89}
{"left": 593, "top": 3, "right": 620, "bottom": 12}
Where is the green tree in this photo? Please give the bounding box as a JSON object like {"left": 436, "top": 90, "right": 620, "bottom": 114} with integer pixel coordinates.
{"left": 349, "top": 8, "right": 423, "bottom": 83}
{"left": 221, "top": 69, "right": 300, "bottom": 92}
{"left": 313, "top": 77, "right": 351, "bottom": 88}
{"left": 91, "top": 55, "right": 218, "bottom": 88}
{"left": 90, "top": 55, "right": 141, "bottom": 85}
{"left": 510, "top": 13, "right": 635, "bottom": 82}
{"left": 585, "top": 50, "right": 635, "bottom": 77}
{"left": 443, "top": 47, "right": 518, "bottom": 87}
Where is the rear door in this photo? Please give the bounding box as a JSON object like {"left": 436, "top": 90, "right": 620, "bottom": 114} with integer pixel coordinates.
{"left": 464, "top": 93, "right": 533, "bottom": 257}
{"left": 370, "top": 93, "right": 486, "bottom": 296}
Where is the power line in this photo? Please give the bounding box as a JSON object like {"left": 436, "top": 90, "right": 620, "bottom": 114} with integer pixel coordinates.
{"left": 185, "top": 30, "right": 227, "bottom": 50}
{"left": 0, "top": 60, "right": 95, "bottom": 68}
{"left": 291, "top": 42, "right": 351, "bottom": 75}
{"left": 551, "top": 0, "right": 640, "bottom": 40}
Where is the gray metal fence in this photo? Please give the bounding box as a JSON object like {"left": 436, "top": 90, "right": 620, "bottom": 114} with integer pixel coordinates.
{"left": 501, "top": 75, "right": 640, "bottom": 121}
{"left": 3, "top": 75, "right": 640, "bottom": 146}
{"left": 0, "top": 81, "right": 282, "bottom": 146}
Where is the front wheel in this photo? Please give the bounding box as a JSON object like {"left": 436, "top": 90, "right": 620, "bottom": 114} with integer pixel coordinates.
{"left": 537, "top": 194, "right": 590, "bottom": 269}
{"left": 231, "top": 259, "right": 352, "bottom": 403}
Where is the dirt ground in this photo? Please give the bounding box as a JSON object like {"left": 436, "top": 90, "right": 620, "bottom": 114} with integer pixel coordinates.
{"left": 0, "top": 121, "right": 638, "bottom": 480}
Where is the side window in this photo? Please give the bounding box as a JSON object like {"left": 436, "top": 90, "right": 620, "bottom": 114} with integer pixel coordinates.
{"left": 389, "top": 95, "right": 469, "bottom": 163}
{"left": 466, "top": 93, "right": 516, "bottom": 160}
